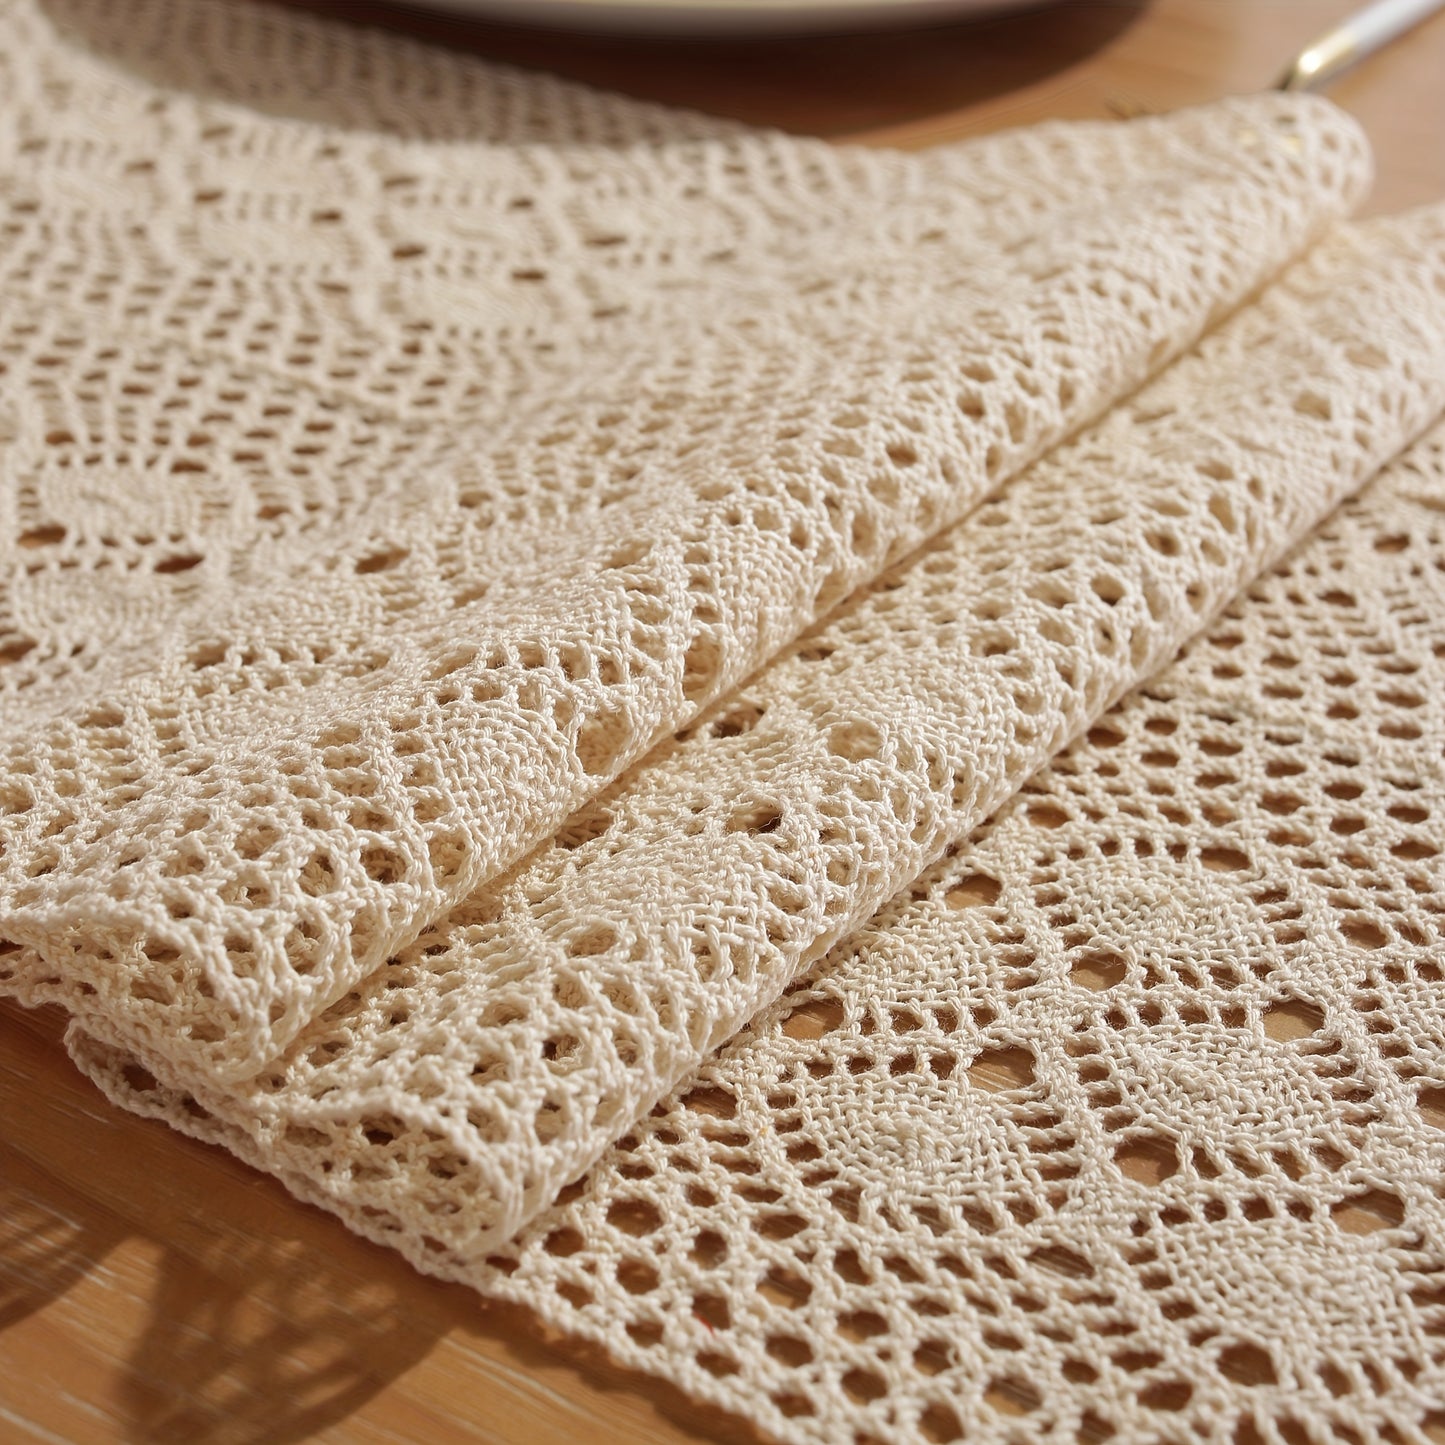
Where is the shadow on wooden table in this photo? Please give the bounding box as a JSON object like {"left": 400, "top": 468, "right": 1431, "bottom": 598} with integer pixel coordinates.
{"left": 1, "top": 1005, "right": 439, "bottom": 1442}
{"left": 1, "top": 1002, "right": 762, "bottom": 1445}
{"left": 41, "top": 0, "right": 1147, "bottom": 138}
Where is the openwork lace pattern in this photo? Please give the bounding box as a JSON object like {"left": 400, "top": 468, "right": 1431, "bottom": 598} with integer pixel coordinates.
{"left": 7, "top": 4, "right": 1445, "bottom": 1443}
{"left": 73, "top": 204, "right": 1445, "bottom": 1444}
{"left": 458, "top": 417, "right": 1445, "bottom": 1445}
{"left": 86, "top": 400, "right": 1445, "bottom": 1445}
{"left": 0, "top": 0, "right": 1369, "bottom": 1083}
{"left": 55, "top": 206, "right": 1445, "bottom": 1254}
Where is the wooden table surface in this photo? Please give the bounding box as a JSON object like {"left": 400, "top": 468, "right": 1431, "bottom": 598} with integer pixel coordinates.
{"left": 3, "top": 3, "right": 1443, "bottom": 1442}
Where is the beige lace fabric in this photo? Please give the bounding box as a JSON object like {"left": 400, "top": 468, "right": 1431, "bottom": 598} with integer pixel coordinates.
{"left": 5, "top": 2, "right": 1445, "bottom": 1443}
{"left": 0, "top": 0, "right": 1371, "bottom": 1080}
{"left": 88, "top": 415, "right": 1445, "bottom": 1445}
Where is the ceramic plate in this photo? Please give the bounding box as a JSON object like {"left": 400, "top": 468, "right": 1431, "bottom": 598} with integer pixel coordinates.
{"left": 414, "top": 0, "right": 1042, "bottom": 34}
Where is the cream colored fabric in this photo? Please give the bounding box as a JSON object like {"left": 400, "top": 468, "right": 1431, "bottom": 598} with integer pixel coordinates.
{"left": 0, "top": 0, "right": 1368, "bottom": 1082}
{"left": 6, "top": 4, "right": 1445, "bottom": 1444}
{"left": 78, "top": 247, "right": 1445, "bottom": 1444}
{"left": 449, "top": 413, "right": 1445, "bottom": 1445}
{"left": 55, "top": 204, "right": 1445, "bottom": 1252}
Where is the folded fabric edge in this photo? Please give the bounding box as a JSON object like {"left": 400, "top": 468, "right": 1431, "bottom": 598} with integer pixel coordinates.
{"left": 0, "top": 93, "right": 1372, "bottom": 1085}
{"left": 63, "top": 402, "right": 1445, "bottom": 1445}
{"left": 48, "top": 204, "right": 1445, "bottom": 1271}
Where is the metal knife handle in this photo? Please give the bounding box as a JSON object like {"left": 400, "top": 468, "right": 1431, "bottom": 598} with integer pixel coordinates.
{"left": 1278, "top": 0, "right": 1445, "bottom": 90}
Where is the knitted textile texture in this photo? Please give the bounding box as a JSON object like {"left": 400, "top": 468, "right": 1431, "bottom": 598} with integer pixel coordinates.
{"left": 0, "top": 0, "right": 1371, "bottom": 1079}
{"left": 85, "top": 413, "right": 1445, "bottom": 1445}
{"left": 5, "top": 3, "right": 1445, "bottom": 1444}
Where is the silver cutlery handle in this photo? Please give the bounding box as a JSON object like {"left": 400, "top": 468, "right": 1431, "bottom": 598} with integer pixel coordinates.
{"left": 1278, "top": 0, "right": 1445, "bottom": 89}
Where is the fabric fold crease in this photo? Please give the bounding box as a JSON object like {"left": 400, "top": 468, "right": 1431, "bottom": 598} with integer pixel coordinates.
{"left": 5, "top": 5, "right": 1445, "bottom": 1441}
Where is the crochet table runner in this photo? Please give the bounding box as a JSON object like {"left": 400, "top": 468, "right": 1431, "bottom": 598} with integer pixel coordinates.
{"left": 4, "top": 2, "right": 1445, "bottom": 1441}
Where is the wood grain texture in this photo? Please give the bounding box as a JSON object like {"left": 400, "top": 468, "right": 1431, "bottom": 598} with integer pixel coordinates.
{"left": 1, "top": 1001, "right": 765, "bottom": 1445}
{"left": 3, "top": 2, "right": 1443, "bottom": 1441}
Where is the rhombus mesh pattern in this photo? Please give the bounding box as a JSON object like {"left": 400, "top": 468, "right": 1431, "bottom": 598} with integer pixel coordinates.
{"left": 460, "top": 416, "right": 1445, "bottom": 1445}
{"left": 6, "top": 4, "right": 1445, "bottom": 1443}
{"left": 479, "top": 412, "right": 1445, "bottom": 1445}
{"left": 0, "top": 0, "right": 1370, "bottom": 1082}
{"left": 84, "top": 407, "right": 1445, "bottom": 1445}
{"left": 53, "top": 205, "right": 1445, "bottom": 1259}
